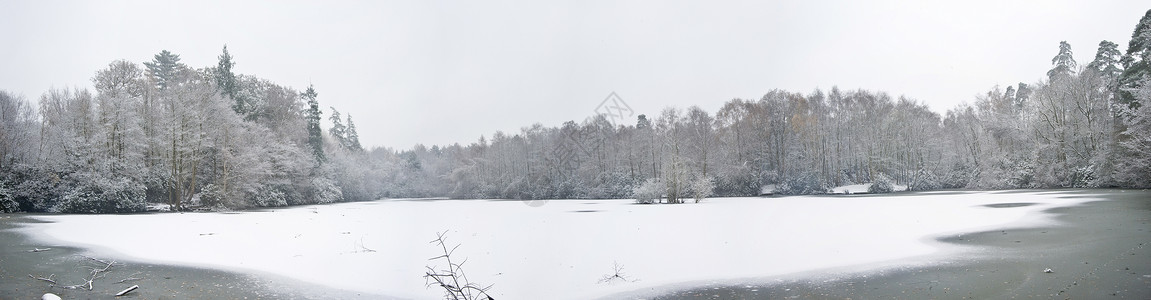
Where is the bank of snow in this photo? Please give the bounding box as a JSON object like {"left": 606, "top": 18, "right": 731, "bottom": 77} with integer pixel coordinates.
{"left": 24, "top": 191, "right": 1092, "bottom": 299}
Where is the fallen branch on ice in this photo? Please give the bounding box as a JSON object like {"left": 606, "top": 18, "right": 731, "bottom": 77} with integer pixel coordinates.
{"left": 115, "top": 284, "right": 139, "bottom": 296}
{"left": 60, "top": 256, "right": 117, "bottom": 290}
{"left": 28, "top": 273, "right": 57, "bottom": 284}
{"left": 29, "top": 247, "right": 52, "bottom": 252}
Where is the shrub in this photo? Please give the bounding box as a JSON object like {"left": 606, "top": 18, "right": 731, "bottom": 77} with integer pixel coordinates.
{"left": 632, "top": 178, "right": 662, "bottom": 204}
{"left": 940, "top": 163, "right": 973, "bottom": 189}
{"left": 690, "top": 176, "right": 714, "bottom": 203}
{"left": 310, "top": 176, "right": 344, "bottom": 204}
{"left": 777, "top": 172, "right": 825, "bottom": 195}
{"left": 0, "top": 185, "right": 18, "bottom": 213}
{"left": 56, "top": 177, "right": 146, "bottom": 213}
{"left": 198, "top": 183, "right": 225, "bottom": 207}
{"left": 868, "top": 173, "right": 894, "bottom": 194}
{"left": 252, "top": 186, "right": 288, "bottom": 207}
{"left": 909, "top": 168, "right": 941, "bottom": 191}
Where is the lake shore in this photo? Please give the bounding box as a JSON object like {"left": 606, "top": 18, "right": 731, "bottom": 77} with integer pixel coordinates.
{"left": 645, "top": 189, "right": 1151, "bottom": 299}
{"left": 0, "top": 214, "right": 386, "bottom": 300}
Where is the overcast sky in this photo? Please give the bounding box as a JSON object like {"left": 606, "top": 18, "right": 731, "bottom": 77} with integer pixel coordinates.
{"left": 1, "top": 1, "right": 1147, "bottom": 150}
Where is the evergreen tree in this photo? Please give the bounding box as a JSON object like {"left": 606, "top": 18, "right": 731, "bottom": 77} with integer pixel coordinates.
{"left": 328, "top": 106, "right": 347, "bottom": 147}
{"left": 346, "top": 114, "right": 362, "bottom": 151}
{"left": 215, "top": 45, "right": 244, "bottom": 117}
{"left": 1088, "top": 40, "right": 1124, "bottom": 81}
{"left": 1118, "top": 9, "right": 1151, "bottom": 110}
{"left": 143, "top": 50, "right": 184, "bottom": 90}
{"left": 1047, "top": 41, "right": 1077, "bottom": 82}
{"left": 303, "top": 85, "right": 324, "bottom": 162}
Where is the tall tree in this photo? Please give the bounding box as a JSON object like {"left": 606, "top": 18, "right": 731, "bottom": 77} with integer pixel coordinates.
{"left": 1118, "top": 9, "right": 1151, "bottom": 110}
{"left": 346, "top": 114, "right": 362, "bottom": 151}
{"left": 215, "top": 45, "right": 244, "bottom": 117}
{"left": 0, "top": 91, "right": 38, "bottom": 170}
{"left": 1047, "top": 41, "right": 1077, "bottom": 82}
{"left": 328, "top": 106, "right": 347, "bottom": 148}
{"left": 1088, "top": 40, "right": 1124, "bottom": 82}
{"left": 303, "top": 85, "right": 324, "bottom": 162}
{"left": 143, "top": 50, "right": 184, "bottom": 90}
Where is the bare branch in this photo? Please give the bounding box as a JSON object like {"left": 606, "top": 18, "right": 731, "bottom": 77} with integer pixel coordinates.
{"left": 28, "top": 273, "right": 57, "bottom": 284}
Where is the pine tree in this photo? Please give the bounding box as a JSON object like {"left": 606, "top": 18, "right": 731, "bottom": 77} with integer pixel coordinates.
{"left": 1047, "top": 41, "right": 1077, "bottom": 82}
{"left": 1118, "top": 9, "right": 1151, "bottom": 110}
{"left": 303, "top": 85, "right": 324, "bottom": 162}
{"left": 328, "top": 107, "right": 347, "bottom": 148}
{"left": 346, "top": 114, "right": 362, "bottom": 151}
{"left": 215, "top": 45, "right": 244, "bottom": 117}
{"left": 143, "top": 50, "right": 184, "bottom": 90}
{"left": 1088, "top": 40, "right": 1124, "bottom": 81}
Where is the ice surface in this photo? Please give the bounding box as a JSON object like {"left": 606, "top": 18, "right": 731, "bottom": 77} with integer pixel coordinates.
{"left": 24, "top": 191, "right": 1094, "bottom": 299}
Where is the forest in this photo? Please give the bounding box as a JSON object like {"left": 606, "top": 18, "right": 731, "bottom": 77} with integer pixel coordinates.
{"left": 2, "top": 10, "right": 1151, "bottom": 212}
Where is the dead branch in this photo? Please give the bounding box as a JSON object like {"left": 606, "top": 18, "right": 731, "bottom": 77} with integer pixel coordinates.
{"left": 115, "top": 284, "right": 139, "bottom": 296}
{"left": 423, "top": 231, "right": 494, "bottom": 300}
{"left": 354, "top": 235, "right": 376, "bottom": 253}
{"left": 28, "top": 273, "right": 57, "bottom": 284}
{"left": 60, "top": 256, "right": 117, "bottom": 290}
{"left": 597, "top": 261, "right": 637, "bottom": 284}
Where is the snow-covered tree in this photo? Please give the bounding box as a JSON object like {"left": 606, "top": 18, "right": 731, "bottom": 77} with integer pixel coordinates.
{"left": 328, "top": 106, "right": 347, "bottom": 147}
{"left": 1047, "top": 41, "right": 1077, "bottom": 82}
{"left": 214, "top": 45, "right": 247, "bottom": 118}
{"left": 346, "top": 114, "right": 363, "bottom": 151}
{"left": 144, "top": 50, "right": 185, "bottom": 90}
{"left": 0, "top": 90, "right": 38, "bottom": 170}
{"left": 302, "top": 85, "right": 324, "bottom": 162}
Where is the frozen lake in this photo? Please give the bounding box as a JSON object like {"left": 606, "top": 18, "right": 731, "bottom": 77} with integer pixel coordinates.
{"left": 23, "top": 190, "right": 1094, "bottom": 299}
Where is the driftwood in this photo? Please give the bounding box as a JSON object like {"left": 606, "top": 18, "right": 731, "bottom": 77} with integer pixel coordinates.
{"left": 115, "top": 285, "right": 139, "bottom": 296}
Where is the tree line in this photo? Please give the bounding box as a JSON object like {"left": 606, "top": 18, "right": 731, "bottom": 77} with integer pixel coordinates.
{"left": 2, "top": 10, "right": 1151, "bottom": 212}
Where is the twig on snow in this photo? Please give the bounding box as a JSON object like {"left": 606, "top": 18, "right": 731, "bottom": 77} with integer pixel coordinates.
{"left": 597, "top": 261, "right": 637, "bottom": 284}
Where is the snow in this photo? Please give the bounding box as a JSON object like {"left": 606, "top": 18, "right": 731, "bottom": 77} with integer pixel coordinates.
{"left": 23, "top": 191, "right": 1094, "bottom": 299}
{"left": 828, "top": 183, "right": 909, "bottom": 194}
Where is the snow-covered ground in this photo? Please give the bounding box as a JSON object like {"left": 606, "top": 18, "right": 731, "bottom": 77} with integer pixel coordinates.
{"left": 828, "top": 183, "right": 909, "bottom": 194}
{"left": 23, "top": 191, "right": 1093, "bottom": 299}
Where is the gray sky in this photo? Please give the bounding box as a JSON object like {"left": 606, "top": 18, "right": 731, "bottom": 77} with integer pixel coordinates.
{"left": 1, "top": 0, "right": 1146, "bottom": 150}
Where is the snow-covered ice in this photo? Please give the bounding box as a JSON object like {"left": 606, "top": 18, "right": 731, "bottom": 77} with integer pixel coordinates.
{"left": 23, "top": 190, "right": 1094, "bottom": 299}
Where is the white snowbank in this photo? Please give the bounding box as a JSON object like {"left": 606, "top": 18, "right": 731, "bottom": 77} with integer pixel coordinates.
{"left": 24, "top": 191, "right": 1094, "bottom": 299}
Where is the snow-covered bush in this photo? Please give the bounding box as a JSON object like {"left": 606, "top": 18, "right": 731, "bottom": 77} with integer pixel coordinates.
{"left": 197, "top": 183, "right": 225, "bottom": 207}
{"left": 940, "top": 163, "right": 973, "bottom": 189}
{"left": 909, "top": 168, "right": 941, "bottom": 191}
{"left": 777, "top": 172, "right": 825, "bottom": 195}
{"left": 1005, "top": 159, "right": 1037, "bottom": 188}
{"left": 310, "top": 176, "right": 344, "bottom": 204}
{"left": 253, "top": 186, "right": 288, "bottom": 207}
{"left": 690, "top": 176, "right": 714, "bottom": 203}
{"left": 1067, "top": 165, "right": 1095, "bottom": 188}
{"left": 0, "top": 185, "right": 18, "bottom": 213}
{"left": 56, "top": 177, "right": 146, "bottom": 213}
{"left": 632, "top": 178, "right": 662, "bottom": 204}
{"left": 868, "top": 173, "right": 894, "bottom": 194}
